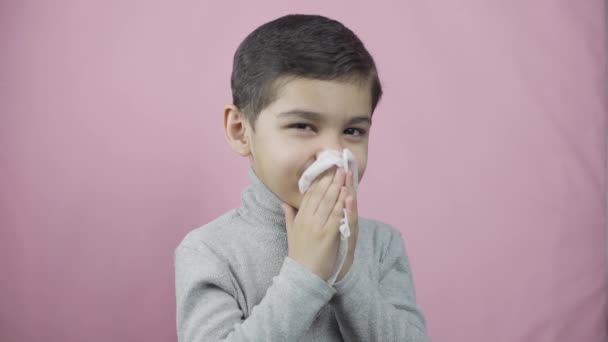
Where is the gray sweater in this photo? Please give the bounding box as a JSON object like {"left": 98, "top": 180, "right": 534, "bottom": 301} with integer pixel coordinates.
{"left": 174, "top": 167, "right": 430, "bottom": 341}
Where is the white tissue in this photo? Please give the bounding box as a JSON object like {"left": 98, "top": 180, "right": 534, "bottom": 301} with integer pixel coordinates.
{"left": 298, "top": 149, "right": 359, "bottom": 194}
{"left": 297, "top": 148, "right": 358, "bottom": 285}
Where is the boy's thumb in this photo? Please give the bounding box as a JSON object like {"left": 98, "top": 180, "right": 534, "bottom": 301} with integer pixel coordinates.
{"left": 281, "top": 203, "right": 294, "bottom": 228}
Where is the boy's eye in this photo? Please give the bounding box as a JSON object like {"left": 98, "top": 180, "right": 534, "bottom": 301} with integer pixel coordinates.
{"left": 288, "top": 124, "right": 367, "bottom": 137}
{"left": 290, "top": 123, "right": 315, "bottom": 131}
{"left": 344, "top": 128, "right": 366, "bottom": 136}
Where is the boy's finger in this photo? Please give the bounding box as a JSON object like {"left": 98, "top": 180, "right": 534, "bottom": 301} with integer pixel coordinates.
{"left": 299, "top": 168, "right": 330, "bottom": 213}
{"left": 281, "top": 203, "right": 295, "bottom": 230}
{"left": 307, "top": 167, "right": 338, "bottom": 213}
{"left": 345, "top": 170, "right": 358, "bottom": 220}
{"left": 346, "top": 196, "right": 357, "bottom": 218}
{"left": 315, "top": 169, "right": 346, "bottom": 224}
{"left": 315, "top": 167, "right": 345, "bottom": 212}
{"left": 346, "top": 169, "right": 354, "bottom": 190}
{"left": 323, "top": 185, "right": 348, "bottom": 234}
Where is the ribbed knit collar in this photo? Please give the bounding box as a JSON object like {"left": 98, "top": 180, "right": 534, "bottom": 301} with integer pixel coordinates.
{"left": 238, "top": 166, "right": 287, "bottom": 230}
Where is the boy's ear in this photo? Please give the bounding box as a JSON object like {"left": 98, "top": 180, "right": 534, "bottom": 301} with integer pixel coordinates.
{"left": 223, "top": 104, "right": 252, "bottom": 157}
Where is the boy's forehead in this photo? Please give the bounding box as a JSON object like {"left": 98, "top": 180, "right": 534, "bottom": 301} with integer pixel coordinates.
{"left": 270, "top": 77, "right": 372, "bottom": 121}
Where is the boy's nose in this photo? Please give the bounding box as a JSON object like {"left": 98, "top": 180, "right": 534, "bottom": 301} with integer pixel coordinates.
{"left": 315, "top": 139, "right": 344, "bottom": 159}
{"left": 315, "top": 146, "right": 343, "bottom": 159}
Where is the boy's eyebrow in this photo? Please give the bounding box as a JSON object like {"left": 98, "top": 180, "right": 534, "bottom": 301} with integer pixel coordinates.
{"left": 277, "top": 110, "right": 372, "bottom": 125}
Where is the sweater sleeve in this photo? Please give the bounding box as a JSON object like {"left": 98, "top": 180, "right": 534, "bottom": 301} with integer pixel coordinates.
{"left": 174, "top": 243, "right": 336, "bottom": 342}
{"left": 330, "top": 229, "right": 431, "bottom": 342}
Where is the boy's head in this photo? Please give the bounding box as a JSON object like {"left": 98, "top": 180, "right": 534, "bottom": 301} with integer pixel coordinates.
{"left": 224, "top": 14, "right": 382, "bottom": 210}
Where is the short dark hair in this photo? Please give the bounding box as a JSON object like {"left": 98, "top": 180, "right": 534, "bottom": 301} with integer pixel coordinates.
{"left": 231, "top": 14, "right": 383, "bottom": 132}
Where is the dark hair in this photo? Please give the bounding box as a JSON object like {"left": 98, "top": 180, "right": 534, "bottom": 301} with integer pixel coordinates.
{"left": 231, "top": 14, "right": 383, "bottom": 132}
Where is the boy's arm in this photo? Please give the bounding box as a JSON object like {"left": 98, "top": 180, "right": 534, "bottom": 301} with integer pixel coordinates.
{"left": 174, "top": 243, "right": 336, "bottom": 342}
{"left": 330, "top": 229, "right": 431, "bottom": 342}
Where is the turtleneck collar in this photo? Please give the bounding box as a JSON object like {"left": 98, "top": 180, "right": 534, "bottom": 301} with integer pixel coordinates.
{"left": 238, "top": 166, "right": 287, "bottom": 229}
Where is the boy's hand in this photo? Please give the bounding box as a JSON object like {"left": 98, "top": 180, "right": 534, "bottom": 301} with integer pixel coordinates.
{"left": 335, "top": 169, "right": 358, "bottom": 282}
{"left": 282, "top": 167, "right": 348, "bottom": 282}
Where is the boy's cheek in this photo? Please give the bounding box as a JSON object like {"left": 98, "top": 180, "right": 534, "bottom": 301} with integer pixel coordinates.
{"left": 357, "top": 168, "right": 364, "bottom": 183}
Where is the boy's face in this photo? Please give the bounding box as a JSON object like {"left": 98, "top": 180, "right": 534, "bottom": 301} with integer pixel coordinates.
{"left": 244, "top": 77, "right": 372, "bottom": 210}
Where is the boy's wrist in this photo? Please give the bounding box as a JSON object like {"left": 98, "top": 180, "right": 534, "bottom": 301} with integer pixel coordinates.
{"left": 282, "top": 256, "right": 337, "bottom": 299}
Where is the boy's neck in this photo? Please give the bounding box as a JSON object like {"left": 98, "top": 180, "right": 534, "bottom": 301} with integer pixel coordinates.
{"left": 238, "top": 166, "right": 287, "bottom": 229}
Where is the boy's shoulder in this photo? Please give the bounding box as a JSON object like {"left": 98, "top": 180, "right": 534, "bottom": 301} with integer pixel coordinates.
{"left": 360, "top": 216, "right": 402, "bottom": 236}
{"left": 359, "top": 216, "right": 407, "bottom": 250}
{"left": 175, "top": 208, "right": 240, "bottom": 253}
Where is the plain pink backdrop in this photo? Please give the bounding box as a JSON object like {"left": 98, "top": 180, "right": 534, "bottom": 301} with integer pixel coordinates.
{"left": 2, "top": 1, "right": 607, "bottom": 341}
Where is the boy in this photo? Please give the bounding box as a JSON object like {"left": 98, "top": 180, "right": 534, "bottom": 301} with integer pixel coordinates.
{"left": 174, "top": 14, "right": 430, "bottom": 341}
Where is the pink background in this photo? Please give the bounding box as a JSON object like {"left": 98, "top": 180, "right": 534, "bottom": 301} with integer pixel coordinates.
{"left": 2, "top": 1, "right": 607, "bottom": 341}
